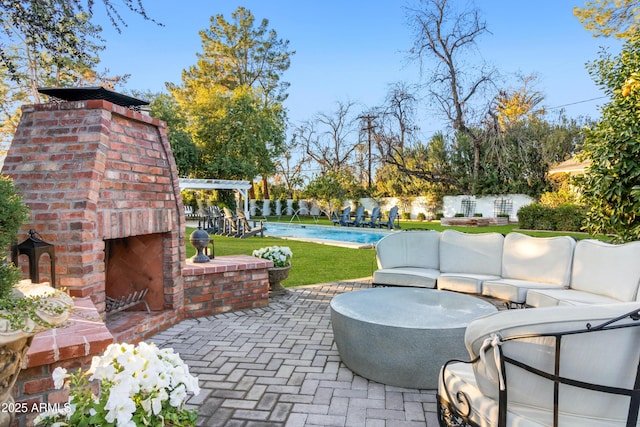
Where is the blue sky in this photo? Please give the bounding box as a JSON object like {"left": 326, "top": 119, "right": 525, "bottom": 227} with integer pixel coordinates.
{"left": 95, "top": 1, "right": 623, "bottom": 138}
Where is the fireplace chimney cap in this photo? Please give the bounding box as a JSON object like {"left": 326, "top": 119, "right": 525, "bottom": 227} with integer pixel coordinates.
{"left": 37, "top": 86, "right": 149, "bottom": 108}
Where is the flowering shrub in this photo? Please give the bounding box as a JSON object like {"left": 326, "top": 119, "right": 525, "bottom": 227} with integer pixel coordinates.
{"left": 35, "top": 342, "right": 200, "bottom": 427}
{"left": 252, "top": 245, "right": 293, "bottom": 268}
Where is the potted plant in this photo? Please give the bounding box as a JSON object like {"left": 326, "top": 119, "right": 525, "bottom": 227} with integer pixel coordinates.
{"left": 252, "top": 246, "right": 293, "bottom": 295}
{"left": 0, "top": 175, "right": 74, "bottom": 426}
{"left": 34, "top": 342, "right": 200, "bottom": 426}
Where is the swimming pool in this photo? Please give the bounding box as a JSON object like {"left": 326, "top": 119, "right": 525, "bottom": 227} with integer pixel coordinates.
{"left": 263, "top": 222, "right": 392, "bottom": 247}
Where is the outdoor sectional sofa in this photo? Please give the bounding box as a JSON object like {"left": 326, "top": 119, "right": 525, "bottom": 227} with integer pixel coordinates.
{"left": 373, "top": 229, "right": 640, "bottom": 307}
{"left": 372, "top": 229, "right": 640, "bottom": 426}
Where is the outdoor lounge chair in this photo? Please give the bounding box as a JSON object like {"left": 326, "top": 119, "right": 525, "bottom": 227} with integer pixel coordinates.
{"left": 222, "top": 207, "right": 241, "bottom": 237}
{"left": 362, "top": 206, "right": 381, "bottom": 228}
{"left": 237, "top": 211, "right": 264, "bottom": 238}
{"left": 438, "top": 303, "right": 640, "bottom": 427}
{"left": 346, "top": 205, "right": 365, "bottom": 227}
{"left": 332, "top": 206, "right": 351, "bottom": 226}
{"left": 378, "top": 206, "right": 400, "bottom": 229}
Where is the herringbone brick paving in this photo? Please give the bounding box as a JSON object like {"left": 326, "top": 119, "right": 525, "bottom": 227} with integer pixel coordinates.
{"left": 150, "top": 282, "right": 441, "bottom": 426}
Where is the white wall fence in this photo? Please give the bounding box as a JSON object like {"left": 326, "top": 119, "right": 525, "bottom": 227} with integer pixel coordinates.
{"left": 249, "top": 194, "right": 534, "bottom": 222}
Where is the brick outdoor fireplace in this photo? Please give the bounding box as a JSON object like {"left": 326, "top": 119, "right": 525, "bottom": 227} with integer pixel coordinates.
{"left": 2, "top": 93, "right": 271, "bottom": 425}
{"left": 3, "top": 97, "right": 186, "bottom": 318}
{"left": 3, "top": 93, "right": 271, "bottom": 332}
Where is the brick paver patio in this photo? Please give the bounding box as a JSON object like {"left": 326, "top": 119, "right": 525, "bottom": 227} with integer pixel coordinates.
{"left": 150, "top": 281, "right": 441, "bottom": 426}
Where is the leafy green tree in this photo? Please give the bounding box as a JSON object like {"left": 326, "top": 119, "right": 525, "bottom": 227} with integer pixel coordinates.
{"left": 173, "top": 85, "right": 285, "bottom": 180}
{"left": 376, "top": 133, "right": 455, "bottom": 198}
{"left": 303, "top": 171, "right": 357, "bottom": 218}
{"left": 578, "top": 35, "right": 640, "bottom": 242}
{"left": 1, "top": 0, "right": 158, "bottom": 80}
{"left": 574, "top": 0, "right": 640, "bottom": 39}
{"left": 169, "top": 7, "right": 291, "bottom": 184}
{"left": 179, "top": 6, "right": 293, "bottom": 105}
{"left": 0, "top": 11, "right": 119, "bottom": 147}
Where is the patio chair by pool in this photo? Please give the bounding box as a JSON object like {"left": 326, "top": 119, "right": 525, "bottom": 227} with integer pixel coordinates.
{"left": 438, "top": 303, "right": 640, "bottom": 427}
{"left": 332, "top": 206, "right": 351, "bottom": 226}
{"left": 237, "top": 211, "right": 264, "bottom": 238}
{"left": 346, "top": 205, "right": 365, "bottom": 227}
{"left": 222, "top": 207, "right": 241, "bottom": 237}
{"left": 378, "top": 206, "right": 400, "bottom": 229}
{"left": 362, "top": 206, "right": 381, "bottom": 228}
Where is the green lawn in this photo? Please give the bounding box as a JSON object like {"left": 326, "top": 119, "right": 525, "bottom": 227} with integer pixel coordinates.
{"left": 186, "top": 216, "right": 601, "bottom": 288}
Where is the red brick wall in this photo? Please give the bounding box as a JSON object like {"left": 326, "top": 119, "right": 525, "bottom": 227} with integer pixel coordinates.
{"left": 182, "top": 255, "right": 271, "bottom": 318}
{"left": 2, "top": 100, "right": 186, "bottom": 315}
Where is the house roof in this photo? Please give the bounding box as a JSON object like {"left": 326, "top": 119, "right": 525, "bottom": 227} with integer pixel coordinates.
{"left": 548, "top": 157, "right": 591, "bottom": 175}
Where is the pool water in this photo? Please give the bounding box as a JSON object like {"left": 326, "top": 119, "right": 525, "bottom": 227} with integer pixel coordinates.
{"left": 263, "top": 222, "right": 391, "bottom": 245}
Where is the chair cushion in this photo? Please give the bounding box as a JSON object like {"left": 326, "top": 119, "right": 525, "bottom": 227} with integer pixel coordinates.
{"left": 372, "top": 267, "right": 439, "bottom": 288}
{"left": 437, "top": 273, "right": 501, "bottom": 294}
{"left": 375, "top": 231, "right": 440, "bottom": 270}
{"left": 500, "top": 232, "right": 575, "bottom": 286}
{"left": 439, "top": 361, "right": 633, "bottom": 427}
{"left": 464, "top": 303, "right": 640, "bottom": 423}
{"left": 570, "top": 239, "right": 640, "bottom": 302}
{"left": 439, "top": 230, "right": 503, "bottom": 276}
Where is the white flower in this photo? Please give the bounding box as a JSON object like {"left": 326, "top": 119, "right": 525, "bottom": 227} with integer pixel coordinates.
{"left": 38, "top": 342, "right": 199, "bottom": 426}
{"left": 170, "top": 384, "right": 187, "bottom": 407}
{"left": 253, "top": 245, "right": 293, "bottom": 267}
{"left": 52, "top": 367, "right": 67, "bottom": 389}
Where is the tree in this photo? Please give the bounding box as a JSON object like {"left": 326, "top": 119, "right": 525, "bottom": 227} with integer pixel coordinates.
{"left": 296, "top": 101, "right": 361, "bottom": 174}
{"left": 490, "top": 75, "right": 545, "bottom": 132}
{"left": 0, "top": 11, "right": 124, "bottom": 147}
{"left": 574, "top": 0, "right": 640, "bottom": 39}
{"left": 375, "top": 133, "right": 455, "bottom": 197}
{"left": 169, "top": 7, "right": 291, "bottom": 185}
{"left": 407, "top": 0, "right": 497, "bottom": 190}
{"left": 578, "top": 35, "right": 640, "bottom": 242}
{"left": 180, "top": 6, "right": 293, "bottom": 105}
{"left": 1, "top": 0, "right": 158, "bottom": 80}
{"left": 176, "top": 85, "right": 285, "bottom": 181}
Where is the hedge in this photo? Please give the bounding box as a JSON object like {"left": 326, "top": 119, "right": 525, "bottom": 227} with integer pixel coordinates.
{"left": 517, "top": 203, "right": 586, "bottom": 232}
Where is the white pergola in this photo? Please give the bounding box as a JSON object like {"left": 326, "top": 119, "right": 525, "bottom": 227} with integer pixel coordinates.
{"left": 178, "top": 178, "right": 252, "bottom": 217}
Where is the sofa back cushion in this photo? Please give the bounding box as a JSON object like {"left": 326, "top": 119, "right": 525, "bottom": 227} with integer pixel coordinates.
{"left": 465, "top": 303, "right": 640, "bottom": 420}
{"left": 571, "top": 239, "right": 640, "bottom": 302}
{"left": 375, "top": 231, "right": 440, "bottom": 270}
{"left": 439, "top": 230, "right": 503, "bottom": 276}
{"left": 501, "top": 232, "right": 575, "bottom": 286}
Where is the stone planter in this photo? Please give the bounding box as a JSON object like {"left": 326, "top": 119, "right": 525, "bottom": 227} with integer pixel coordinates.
{"left": 268, "top": 265, "right": 291, "bottom": 295}
{"left": 0, "top": 281, "right": 73, "bottom": 427}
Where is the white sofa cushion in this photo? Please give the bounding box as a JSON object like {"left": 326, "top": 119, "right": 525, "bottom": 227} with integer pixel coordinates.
{"left": 438, "top": 230, "right": 519, "bottom": 295}
{"left": 375, "top": 230, "right": 440, "bottom": 270}
{"left": 439, "top": 230, "right": 504, "bottom": 276}
{"left": 437, "top": 273, "right": 501, "bottom": 294}
{"left": 481, "top": 233, "right": 575, "bottom": 303}
{"left": 526, "top": 288, "right": 622, "bottom": 307}
{"left": 372, "top": 267, "right": 439, "bottom": 288}
{"left": 570, "top": 239, "right": 640, "bottom": 302}
{"left": 463, "top": 303, "right": 640, "bottom": 424}
{"left": 482, "top": 279, "right": 565, "bottom": 304}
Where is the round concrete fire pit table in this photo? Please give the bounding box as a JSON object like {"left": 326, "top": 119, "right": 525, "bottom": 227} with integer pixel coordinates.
{"left": 330, "top": 287, "right": 497, "bottom": 389}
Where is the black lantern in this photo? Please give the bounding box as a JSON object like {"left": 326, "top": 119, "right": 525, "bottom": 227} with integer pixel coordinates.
{"left": 11, "top": 229, "right": 56, "bottom": 286}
